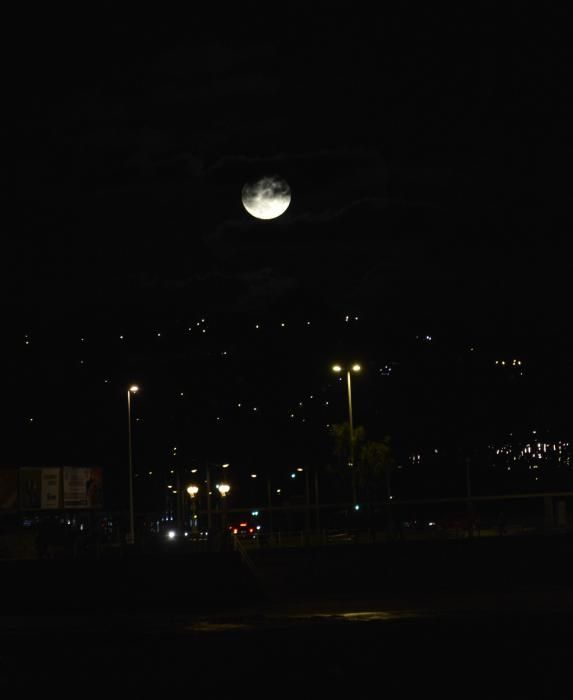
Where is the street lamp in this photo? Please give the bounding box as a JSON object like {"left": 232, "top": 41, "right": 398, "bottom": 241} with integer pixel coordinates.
{"left": 250, "top": 472, "right": 273, "bottom": 538}
{"left": 292, "top": 467, "right": 311, "bottom": 540}
{"left": 187, "top": 485, "right": 199, "bottom": 532}
{"left": 206, "top": 462, "right": 230, "bottom": 532}
{"left": 126, "top": 385, "right": 139, "bottom": 545}
{"left": 216, "top": 482, "right": 231, "bottom": 534}
{"left": 217, "top": 483, "right": 230, "bottom": 497}
{"left": 332, "top": 363, "right": 361, "bottom": 505}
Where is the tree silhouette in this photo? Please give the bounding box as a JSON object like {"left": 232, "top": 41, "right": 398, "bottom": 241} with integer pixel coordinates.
{"left": 360, "top": 436, "right": 396, "bottom": 501}
{"left": 328, "top": 424, "right": 396, "bottom": 505}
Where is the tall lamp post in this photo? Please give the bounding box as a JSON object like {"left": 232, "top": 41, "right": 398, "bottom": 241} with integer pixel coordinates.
{"left": 126, "top": 385, "right": 139, "bottom": 545}
{"left": 291, "top": 467, "right": 310, "bottom": 538}
{"left": 250, "top": 472, "right": 274, "bottom": 539}
{"left": 186, "top": 485, "right": 199, "bottom": 533}
{"left": 332, "top": 364, "right": 361, "bottom": 506}
{"left": 205, "top": 462, "right": 229, "bottom": 534}
{"left": 217, "top": 482, "right": 231, "bottom": 534}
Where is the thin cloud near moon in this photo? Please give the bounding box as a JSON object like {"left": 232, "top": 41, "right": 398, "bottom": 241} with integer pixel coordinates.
{"left": 241, "top": 175, "right": 291, "bottom": 220}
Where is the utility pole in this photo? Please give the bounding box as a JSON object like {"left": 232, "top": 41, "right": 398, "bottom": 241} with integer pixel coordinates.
{"left": 385, "top": 467, "right": 393, "bottom": 537}
{"left": 304, "top": 468, "right": 311, "bottom": 544}
{"left": 346, "top": 369, "right": 358, "bottom": 505}
{"left": 266, "top": 477, "right": 273, "bottom": 541}
{"left": 465, "top": 456, "right": 474, "bottom": 538}
{"left": 206, "top": 464, "right": 212, "bottom": 533}
{"left": 314, "top": 471, "right": 320, "bottom": 535}
{"left": 175, "top": 467, "right": 183, "bottom": 532}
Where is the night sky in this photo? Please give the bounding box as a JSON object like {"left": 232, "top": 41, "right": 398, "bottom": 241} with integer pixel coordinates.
{"left": 3, "top": 6, "right": 572, "bottom": 510}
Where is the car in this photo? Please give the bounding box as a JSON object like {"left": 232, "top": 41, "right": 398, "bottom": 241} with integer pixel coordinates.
{"left": 229, "top": 521, "right": 260, "bottom": 539}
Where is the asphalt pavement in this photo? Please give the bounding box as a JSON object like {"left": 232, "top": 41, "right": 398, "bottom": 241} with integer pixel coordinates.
{"left": 2, "top": 536, "right": 573, "bottom": 695}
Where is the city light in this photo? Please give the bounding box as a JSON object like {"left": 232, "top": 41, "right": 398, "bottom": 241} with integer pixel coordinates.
{"left": 7, "top": 308, "right": 569, "bottom": 528}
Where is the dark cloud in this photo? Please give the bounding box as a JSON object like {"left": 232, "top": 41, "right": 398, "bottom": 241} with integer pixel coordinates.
{"left": 2, "top": 5, "right": 569, "bottom": 333}
{"left": 204, "top": 150, "right": 389, "bottom": 231}
{"left": 203, "top": 187, "right": 465, "bottom": 318}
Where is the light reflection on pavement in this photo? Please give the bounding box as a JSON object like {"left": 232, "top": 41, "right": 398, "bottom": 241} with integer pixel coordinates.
{"left": 185, "top": 608, "right": 435, "bottom": 632}
{"left": 2, "top": 586, "right": 573, "bottom": 637}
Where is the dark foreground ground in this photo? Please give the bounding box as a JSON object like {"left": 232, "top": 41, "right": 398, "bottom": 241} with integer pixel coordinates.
{"left": 2, "top": 534, "right": 573, "bottom": 695}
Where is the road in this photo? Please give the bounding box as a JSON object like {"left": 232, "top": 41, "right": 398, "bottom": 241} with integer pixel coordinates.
{"left": 2, "top": 534, "right": 573, "bottom": 694}
{"left": 2, "top": 585, "right": 573, "bottom": 695}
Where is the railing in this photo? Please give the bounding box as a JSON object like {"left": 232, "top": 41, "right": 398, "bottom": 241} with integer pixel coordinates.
{"left": 2, "top": 490, "right": 572, "bottom": 559}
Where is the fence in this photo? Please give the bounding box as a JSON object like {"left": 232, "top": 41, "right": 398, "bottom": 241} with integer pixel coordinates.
{"left": 140, "top": 489, "right": 573, "bottom": 550}
{"left": 2, "top": 490, "right": 572, "bottom": 558}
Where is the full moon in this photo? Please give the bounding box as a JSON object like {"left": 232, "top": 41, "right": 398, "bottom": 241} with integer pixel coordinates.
{"left": 241, "top": 175, "right": 291, "bottom": 220}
